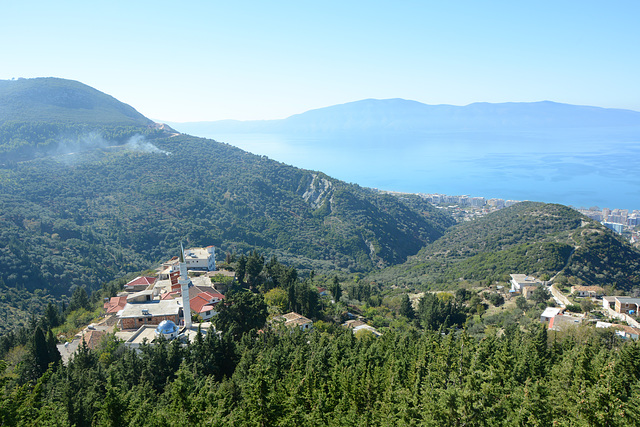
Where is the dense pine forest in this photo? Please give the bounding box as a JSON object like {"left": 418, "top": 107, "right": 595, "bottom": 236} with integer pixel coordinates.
{"left": 3, "top": 307, "right": 640, "bottom": 426}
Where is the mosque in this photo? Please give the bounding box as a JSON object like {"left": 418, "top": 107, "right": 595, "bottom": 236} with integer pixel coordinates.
{"left": 116, "top": 244, "right": 219, "bottom": 349}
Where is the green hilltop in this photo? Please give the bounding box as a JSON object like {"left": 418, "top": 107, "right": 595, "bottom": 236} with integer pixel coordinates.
{"left": 0, "top": 77, "right": 152, "bottom": 127}
{"left": 0, "top": 77, "right": 158, "bottom": 162}
{"left": 369, "top": 201, "right": 640, "bottom": 292}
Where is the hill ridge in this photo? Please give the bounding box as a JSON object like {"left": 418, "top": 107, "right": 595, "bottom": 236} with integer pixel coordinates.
{"left": 0, "top": 77, "right": 154, "bottom": 127}
{"left": 169, "top": 98, "right": 640, "bottom": 135}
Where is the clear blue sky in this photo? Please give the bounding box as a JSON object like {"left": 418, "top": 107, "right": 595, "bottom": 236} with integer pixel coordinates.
{"left": 2, "top": 1, "right": 639, "bottom": 122}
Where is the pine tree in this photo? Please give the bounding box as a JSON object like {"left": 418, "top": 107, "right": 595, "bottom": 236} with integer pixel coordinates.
{"left": 399, "top": 294, "right": 414, "bottom": 319}
{"left": 68, "top": 286, "right": 90, "bottom": 312}
{"left": 236, "top": 255, "right": 247, "bottom": 285}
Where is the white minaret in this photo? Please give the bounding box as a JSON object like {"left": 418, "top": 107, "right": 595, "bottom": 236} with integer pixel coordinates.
{"left": 179, "top": 243, "right": 192, "bottom": 329}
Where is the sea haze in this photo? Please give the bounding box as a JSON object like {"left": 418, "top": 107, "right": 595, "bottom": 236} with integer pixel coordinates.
{"left": 170, "top": 100, "right": 640, "bottom": 210}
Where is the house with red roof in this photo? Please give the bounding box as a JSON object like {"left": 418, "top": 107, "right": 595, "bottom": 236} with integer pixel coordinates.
{"left": 103, "top": 296, "right": 128, "bottom": 315}
{"left": 158, "top": 285, "right": 225, "bottom": 321}
{"left": 189, "top": 288, "right": 225, "bottom": 320}
{"left": 124, "top": 276, "right": 156, "bottom": 292}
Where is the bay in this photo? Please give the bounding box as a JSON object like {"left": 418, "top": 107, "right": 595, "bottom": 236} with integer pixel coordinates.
{"left": 197, "top": 128, "right": 640, "bottom": 211}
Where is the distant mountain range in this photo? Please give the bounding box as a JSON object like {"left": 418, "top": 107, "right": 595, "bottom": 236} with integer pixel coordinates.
{"left": 169, "top": 98, "right": 640, "bottom": 135}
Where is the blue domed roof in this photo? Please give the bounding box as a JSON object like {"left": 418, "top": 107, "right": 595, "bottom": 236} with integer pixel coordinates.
{"left": 156, "top": 320, "right": 179, "bottom": 335}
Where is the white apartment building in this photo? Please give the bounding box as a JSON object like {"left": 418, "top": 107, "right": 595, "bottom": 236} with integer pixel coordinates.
{"left": 183, "top": 246, "right": 216, "bottom": 271}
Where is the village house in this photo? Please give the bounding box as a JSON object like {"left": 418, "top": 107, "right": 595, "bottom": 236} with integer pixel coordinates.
{"left": 540, "top": 307, "right": 563, "bottom": 323}
{"left": 188, "top": 293, "right": 222, "bottom": 321}
{"left": 548, "top": 314, "right": 582, "bottom": 331}
{"left": 159, "top": 257, "right": 180, "bottom": 280}
{"left": 117, "top": 299, "right": 182, "bottom": 330}
{"left": 571, "top": 285, "right": 604, "bottom": 298}
{"left": 159, "top": 280, "right": 225, "bottom": 321}
{"left": 183, "top": 246, "right": 217, "bottom": 271}
{"left": 596, "top": 321, "right": 640, "bottom": 341}
{"left": 602, "top": 296, "right": 617, "bottom": 311}
{"left": 510, "top": 274, "right": 542, "bottom": 298}
{"left": 614, "top": 325, "right": 640, "bottom": 340}
{"left": 124, "top": 276, "right": 156, "bottom": 292}
{"left": 278, "top": 312, "right": 313, "bottom": 331}
{"left": 103, "top": 296, "right": 128, "bottom": 315}
{"left": 126, "top": 289, "right": 155, "bottom": 303}
{"left": 342, "top": 319, "right": 383, "bottom": 337}
{"left": 614, "top": 297, "right": 640, "bottom": 315}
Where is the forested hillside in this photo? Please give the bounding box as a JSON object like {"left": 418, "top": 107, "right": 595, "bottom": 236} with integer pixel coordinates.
{"left": 369, "top": 201, "right": 640, "bottom": 291}
{"left": 4, "top": 323, "right": 640, "bottom": 425}
{"left": 0, "top": 78, "right": 455, "bottom": 330}
{"left": 0, "top": 133, "right": 452, "bottom": 302}
{"left": 0, "top": 78, "right": 158, "bottom": 162}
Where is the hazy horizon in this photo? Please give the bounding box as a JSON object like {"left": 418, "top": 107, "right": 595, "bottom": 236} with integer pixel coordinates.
{"left": 2, "top": 2, "right": 639, "bottom": 122}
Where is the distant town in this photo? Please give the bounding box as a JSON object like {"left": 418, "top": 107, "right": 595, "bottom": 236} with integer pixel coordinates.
{"left": 385, "top": 191, "right": 640, "bottom": 246}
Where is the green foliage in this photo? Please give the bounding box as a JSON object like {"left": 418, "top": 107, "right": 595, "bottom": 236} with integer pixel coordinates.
{"left": 417, "top": 292, "right": 466, "bottom": 330}
{"left": 531, "top": 286, "right": 551, "bottom": 305}
{"left": 516, "top": 296, "right": 529, "bottom": 311}
{"left": 264, "top": 288, "right": 288, "bottom": 312}
{"left": 368, "top": 201, "right": 640, "bottom": 292}
{"left": 487, "top": 292, "right": 505, "bottom": 307}
{"left": 399, "top": 293, "right": 415, "bottom": 319}
{"left": 67, "top": 286, "right": 90, "bottom": 313}
{"left": 565, "top": 304, "right": 583, "bottom": 313}
{"left": 329, "top": 276, "right": 342, "bottom": 302}
{"left": 567, "top": 227, "right": 640, "bottom": 292}
{"left": 214, "top": 291, "right": 268, "bottom": 338}
{"left": 3, "top": 320, "right": 638, "bottom": 425}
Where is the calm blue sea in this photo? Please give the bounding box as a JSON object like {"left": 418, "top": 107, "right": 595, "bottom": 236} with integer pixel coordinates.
{"left": 201, "top": 128, "right": 640, "bottom": 211}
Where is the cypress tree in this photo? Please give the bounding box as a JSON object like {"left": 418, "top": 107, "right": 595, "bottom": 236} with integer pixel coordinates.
{"left": 32, "top": 326, "right": 49, "bottom": 376}
{"left": 330, "top": 276, "right": 342, "bottom": 302}
{"left": 46, "top": 329, "right": 61, "bottom": 366}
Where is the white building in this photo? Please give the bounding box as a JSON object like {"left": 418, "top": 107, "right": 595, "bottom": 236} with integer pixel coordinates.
{"left": 540, "top": 307, "right": 562, "bottom": 322}
{"left": 602, "top": 296, "right": 617, "bottom": 311}
{"left": 510, "top": 274, "right": 542, "bottom": 295}
{"left": 183, "top": 246, "right": 216, "bottom": 271}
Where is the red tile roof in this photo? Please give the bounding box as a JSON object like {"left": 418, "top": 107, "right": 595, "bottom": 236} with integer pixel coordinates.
{"left": 125, "top": 276, "right": 156, "bottom": 288}
{"left": 103, "top": 296, "right": 128, "bottom": 314}
{"left": 189, "top": 292, "right": 223, "bottom": 314}
{"left": 160, "top": 291, "right": 179, "bottom": 300}
{"left": 81, "top": 330, "right": 106, "bottom": 350}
